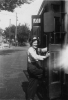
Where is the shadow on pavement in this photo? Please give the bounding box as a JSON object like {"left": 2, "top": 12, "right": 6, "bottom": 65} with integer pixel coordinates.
{"left": 21, "top": 81, "right": 29, "bottom": 100}
{"left": 22, "top": 70, "right": 29, "bottom": 99}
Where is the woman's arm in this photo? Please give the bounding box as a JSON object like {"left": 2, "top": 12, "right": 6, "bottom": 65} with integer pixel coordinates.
{"left": 29, "top": 48, "right": 50, "bottom": 61}
{"left": 38, "top": 47, "right": 47, "bottom": 53}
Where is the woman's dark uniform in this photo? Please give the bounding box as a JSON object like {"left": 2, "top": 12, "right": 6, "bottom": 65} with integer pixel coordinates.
{"left": 27, "top": 37, "right": 50, "bottom": 100}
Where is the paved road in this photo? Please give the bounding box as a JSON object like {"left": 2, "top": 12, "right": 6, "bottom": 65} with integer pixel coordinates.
{"left": 0, "top": 46, "right": 29, "bottom": 100}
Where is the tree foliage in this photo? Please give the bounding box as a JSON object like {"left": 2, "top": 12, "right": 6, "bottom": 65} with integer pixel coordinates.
{"left": 0, "top": 0, "right": 34, "bottom": 12}
{"left": 4, "top": 25, "right": 16, "bottom": 39}
{"left": 17, "top": 24, "right": 30, "bottom": 44}
{"left": 0, "top": 28, "right": 4, "bottom": 35}
{"left": 4, "top": 24, "right": 30, "bottom": 44}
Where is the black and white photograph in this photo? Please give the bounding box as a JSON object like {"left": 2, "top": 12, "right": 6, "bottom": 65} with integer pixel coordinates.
{"left": 0, "top": 0, "right": 68, "bottom": 100}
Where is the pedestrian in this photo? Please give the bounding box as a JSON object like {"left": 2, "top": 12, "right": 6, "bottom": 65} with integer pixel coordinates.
{"left": 27, "top": 36, "right": 50, "bottom": 100}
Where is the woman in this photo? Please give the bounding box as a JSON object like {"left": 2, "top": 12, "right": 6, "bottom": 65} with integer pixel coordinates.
{"left": 27, "top": 37, "right": 50, "bottom": 100}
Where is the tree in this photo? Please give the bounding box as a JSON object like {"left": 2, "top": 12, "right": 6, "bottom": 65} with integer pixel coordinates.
{"left": 4, "top": 25, "right": 16, "bottom": 39}
{"left": 17, "top": 24, "right": 30, "bottom": 45}
{"left": 4, "top": 24, "right": 30, "bottom": 45}
{"left": 0, "top": 28, "right": 4, "bottom": 35}
{"left": 0, "top": 0, "right": 34, "bottom": 12}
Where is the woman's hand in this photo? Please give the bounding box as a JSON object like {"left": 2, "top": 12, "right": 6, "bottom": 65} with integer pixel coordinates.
{"left": 41, "top": 47, "right": 47, "bottom": 53}
{"left": 41, "top": 52, "right": 50, "bottom": 60}
{"left": 46, "top": 52, "right": 50, "bottom": 57}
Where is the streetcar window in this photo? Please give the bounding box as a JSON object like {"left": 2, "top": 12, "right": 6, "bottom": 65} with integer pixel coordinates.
{"left": 54, "top": 17, "right": 60, "bottom": 32}
{"left": 52, "top": 4, "right": 61, "bottom": 12}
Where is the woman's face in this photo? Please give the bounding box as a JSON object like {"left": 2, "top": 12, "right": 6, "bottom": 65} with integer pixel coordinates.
{"left": 32, "top": 40, "right": 38, "bottom": 49}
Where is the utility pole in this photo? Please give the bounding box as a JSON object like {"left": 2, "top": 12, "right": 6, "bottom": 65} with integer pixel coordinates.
{"left": 9, "top": 19, "right": 11, "bottom": 47}
{"left": 9, "top": 19, "right": 11, "bottom": 39}
{"left": 15, "top": 13, "right": 18, "bottom": 46}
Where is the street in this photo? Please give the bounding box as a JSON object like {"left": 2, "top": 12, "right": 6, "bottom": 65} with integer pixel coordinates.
{"left": 0, "top": 45, "right": 29, "bottom": 100}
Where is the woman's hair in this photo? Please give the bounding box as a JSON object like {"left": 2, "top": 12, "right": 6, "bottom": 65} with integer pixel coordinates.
{"left": 29, "top": 36, "right": 40, "bottom": 46}
{"left": 30, "top": 39, "right": 37, "bottom": 46}
{"left": 31, "top": 40, "right": 40, "bottom": 47}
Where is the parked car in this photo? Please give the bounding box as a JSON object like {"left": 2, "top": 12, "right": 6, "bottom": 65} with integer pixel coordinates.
{"left": 2, "top": 42, "right": 9, "bottom": 48}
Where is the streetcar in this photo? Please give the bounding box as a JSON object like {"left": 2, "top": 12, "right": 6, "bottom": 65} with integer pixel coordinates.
{"left": 30, "top": 0, "right": 68, "bottom": 100}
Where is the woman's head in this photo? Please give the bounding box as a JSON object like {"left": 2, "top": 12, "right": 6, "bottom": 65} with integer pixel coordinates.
{"left": 30, "top": 37, "right": 38, "bottom": 49}
{"left": 32, "top": 39, "right": 38, "bottom": 49}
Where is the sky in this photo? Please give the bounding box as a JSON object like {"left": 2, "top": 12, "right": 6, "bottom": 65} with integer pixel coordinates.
{"left": 0, "top": 0, "right": 43, "bottom": 30}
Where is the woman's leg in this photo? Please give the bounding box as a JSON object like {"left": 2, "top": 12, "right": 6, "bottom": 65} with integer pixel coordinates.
{"left": 27, "top": 63, "right": 43, "bottom": 78}
{"left": 27, "top": 63, "right": 43, "bottom": 100}
{"left": 27, "top": 77, "right": 38, "bottom": 100}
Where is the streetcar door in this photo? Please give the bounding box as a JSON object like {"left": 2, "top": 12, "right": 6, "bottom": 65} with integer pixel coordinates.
{"left": 48, "top": 44, "right": 61, "bottom": 99}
